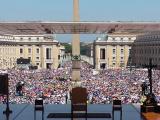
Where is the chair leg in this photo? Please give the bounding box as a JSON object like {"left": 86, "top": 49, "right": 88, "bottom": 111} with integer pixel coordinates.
{"left": 86, "top": 107, "right": 87, "bottom": 120}
{"left": 112, "top": 110, "right": 114, "bottom": 120}
{"left": 72, "top": 112, "right": 74, "bottom": 120}
{"left": 34, "top": 110, "right": 36, "bottom": 120}
{"left": 71, "top": 107, "right": 73, "bottom": 120}
{"left": 86, "top": 112, "right": 87, "bottom": 120}
{"left": 120, "top": 109, "right": 122, "bottom": 120}
{"left": 42, "top": 110, "right": 44, "bottom": 120}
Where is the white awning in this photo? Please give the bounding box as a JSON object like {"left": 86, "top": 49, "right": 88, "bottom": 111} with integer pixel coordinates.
{"left": 0, "top": 21, "right": 160, "bottom": 34}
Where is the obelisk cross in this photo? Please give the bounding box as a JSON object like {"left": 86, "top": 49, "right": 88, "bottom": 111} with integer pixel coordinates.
{"left": 145, "top": 58, "right": 157, "bottom": 95}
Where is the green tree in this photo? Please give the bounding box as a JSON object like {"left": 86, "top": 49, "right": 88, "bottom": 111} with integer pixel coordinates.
{"left": 62, "top": 43, "right": 72, "bottom": 53}
{"left": 80, "top": 45, "right": 88, "bottom": 55}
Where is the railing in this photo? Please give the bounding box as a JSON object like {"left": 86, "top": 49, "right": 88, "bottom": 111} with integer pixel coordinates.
{"left": 81, "top": 55, "right": 93, "bottom": 66}
{"left": 59, "top": 55, "right": 93, "bottom": 66}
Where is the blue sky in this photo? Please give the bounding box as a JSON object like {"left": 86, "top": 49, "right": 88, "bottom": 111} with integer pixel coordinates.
{"left": 0, "top": 0, "right": 160, "bottom": 42}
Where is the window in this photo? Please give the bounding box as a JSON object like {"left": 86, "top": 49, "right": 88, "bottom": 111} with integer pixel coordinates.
{"left": 28, "top": 38, "right": 31, "bottom": 41}
{"left": 28, "top": 48, "right": 31, "bottom": 54}
{"left": 100, "top": 63, "right": 106, "bottom": 69}
{"left": 129, "top": 49, "right": 131, "bottom": 54}
{"left": 120, "top": 63, "right": 124, "bottom": 67}
{"left": 121, "top": 57, "right": 124, "bottom": 60}
{"left": 36, "top": 57, "right": 39, "bottom": 60}
{"left": 46, "top": 48, "right": 51, "bottom": 59}
{"left": 37, "top": 37, "right": 39, "bottom": 41}
{"left": 155, "top": 48, "right": 157, "bottom": 54}
{"left": 100, "top": 48, "right": 105, "bottom": 59}
{"left": 121, "top": 49, "right": 124, "bottom": 54}
{"left": 20, "top": 38, "right": 23, "bottom": 41}
{"left": 58, "top": 55, "right": 60, "bottom": 60}
{"left": 28, "top": 57, "right": 31, "bottom": 60}
{"left": 46, "top": 63, "right": 52, "bottom": 69}
{"left": 113, "top": 57, "right": 115, "bottom": 60}
{"left": 36, "top": 63, "right": 39, "bottom": 66}
{"left": 20, "top": 48, "right": 23, "bottom": 54}
{"left": 36, "top": 48, "right": 39, "bottom": 54}
{"left": 113, "top": 49, "right": 116, "bottom": 54}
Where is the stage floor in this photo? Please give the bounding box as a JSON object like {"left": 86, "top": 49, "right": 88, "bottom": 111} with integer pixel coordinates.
{"left": 0, "top": 104, "right": 144, "bottom": 120}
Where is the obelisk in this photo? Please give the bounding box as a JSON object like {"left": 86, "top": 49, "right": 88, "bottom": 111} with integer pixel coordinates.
{"left": 72, "top": 0, "right": 81, "bottom": 87}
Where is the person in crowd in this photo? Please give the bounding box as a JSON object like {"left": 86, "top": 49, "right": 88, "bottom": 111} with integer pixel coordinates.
{"left": 0, "top": 61, "right": 160, "bottom": 104}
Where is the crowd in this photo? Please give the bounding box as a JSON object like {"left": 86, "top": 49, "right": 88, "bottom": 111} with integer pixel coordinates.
{"left": 0, "top": 61, "right": 160, "bottom": 104}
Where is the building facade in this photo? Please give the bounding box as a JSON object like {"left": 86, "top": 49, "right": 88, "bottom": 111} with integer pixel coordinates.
{"left": 0, "top": 34, "right": 62, "bottom": 69}
{"left": 93, "top": 34, "right": 136, "bottom": 69}
{"left": 132, "top": 32, "right": 160, "bottom": 68}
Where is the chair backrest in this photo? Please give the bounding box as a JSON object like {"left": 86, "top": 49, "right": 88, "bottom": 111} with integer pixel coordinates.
{"left": 112, "top": 100, "right": 122, "bottom": 120}
{"left": 35, "top": 99, "right": 43, "bottom": 106}
{"left": 71, "top": 87, "right": 87, "bottom": 104}
{"left": 113, "top": 100, "right": 121, "bottom": 106}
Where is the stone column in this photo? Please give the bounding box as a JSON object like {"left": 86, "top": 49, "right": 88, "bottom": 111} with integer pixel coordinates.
{"left": 72, "top": 0, "right": 81, "bottom": 87}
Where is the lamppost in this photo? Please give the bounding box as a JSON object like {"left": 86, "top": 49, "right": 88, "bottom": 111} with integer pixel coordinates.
{"left": 146, "top": 59, "right": 157, "bottom": 95}
{"left": 141, "top": 58, "right": 157, "bottom": 112}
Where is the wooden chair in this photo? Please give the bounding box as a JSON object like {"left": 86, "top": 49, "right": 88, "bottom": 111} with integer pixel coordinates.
{"left": 34, "top": 98, "right": 44, "bottom": 120}
{"left": 112, "top": 100, "right": 122, "bottom": 120}
{"left": 71, "top": 87, "right": 87, "bottom": 120}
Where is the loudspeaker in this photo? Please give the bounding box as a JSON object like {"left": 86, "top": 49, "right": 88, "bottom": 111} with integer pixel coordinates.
{"left": 0, "top": 74, "right": 8, "bottom": 95}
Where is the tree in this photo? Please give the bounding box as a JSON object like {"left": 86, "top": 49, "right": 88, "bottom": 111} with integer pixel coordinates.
{"left": 62, "top": 43, "right": 72, "bottom": 53}
{"left": 80, "top": 46, "right": 88, "bottom": 55}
